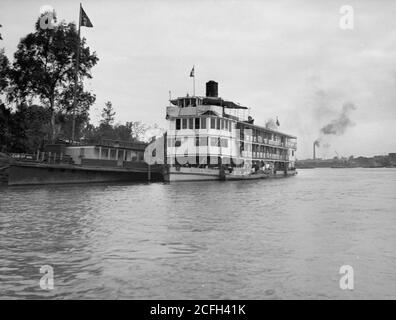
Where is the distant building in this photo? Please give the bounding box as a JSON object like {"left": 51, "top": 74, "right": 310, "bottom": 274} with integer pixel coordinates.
{"left": 389, "top": 153, "right": 396, "bottom": 166}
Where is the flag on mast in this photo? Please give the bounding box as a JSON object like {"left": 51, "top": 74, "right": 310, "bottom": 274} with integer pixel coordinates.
{"left": 276, "top": 116, "right": 280, "bottom": 126}
{"left": 190, "top": 66, "right": 196, "bottom": 96}
{"left": 71, "top": 4, "right": 93, "bottom": 142}
{"left": 80, "top": 5, "right": 93, "bottom": 28}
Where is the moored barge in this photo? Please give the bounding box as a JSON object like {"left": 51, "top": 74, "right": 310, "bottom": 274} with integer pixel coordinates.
{"left": 6, "top": 139, "right": 163, "bottom": 186}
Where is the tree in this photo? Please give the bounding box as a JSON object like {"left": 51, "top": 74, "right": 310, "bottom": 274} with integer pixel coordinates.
{"left": 0, "top": 41, "right": 11, "bottom": 151}
{"left": 81, "top": 101, "right": 149, "bottom": 143}
{"left": 58, "top": 86, "right": 96, "bottom": 140}
{"left": 8, "top": 11, "right": 98, "bottom": 142}
{"left": 23, "top": 105, "right": 52, "bottom": 152}
{"left": 0, "top": 48, "right": 9, "bottom": 95}
{"left": 113, "top": 122, "right": 148, "bottom": 142}
{"left": 0, "top": 102, "right": 11, "bottom": 151}
{"left": 6, "top": 104, "right": 29, "bottom": 152}
{"left": 127, "top": 121, "right": 148, "bottom": 141}
{"left": 100, "top": 101, "right": 115, "bottom": 126}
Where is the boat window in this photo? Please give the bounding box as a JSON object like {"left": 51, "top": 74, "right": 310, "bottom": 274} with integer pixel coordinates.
{"left": 210, "top": 137, "right": 219, "bottom": 147}
{"left": 225, "top": 120, "right": 228, "bottom": 130}
{"left": 102, "top": 148, "right": 109, "bottom": 158}
{"left": 195, "top": 118, "right": 200, "bottom": 129}
{"left": 175, "top": 139, "right": 182, "bottom": 147}
{"left": 176, "top": 118, "right": 181, "bottom": 130}
{"left": 216, "top": 118, "right": 220, "bottom": 130}
{"left": 201, "top": 118, "right": 207, "bottom": 129}
{"left": 220, "top": 138, "right": 228, "bottom": 148}
{"left": 221, "top": 120, "right": 224, "bottom": 130}
{"left": 199, "top": 136, "right": 208, "bottom": 146}
{"left": 210, "top": 118, "right": 216, "bottom": 129}
{"left": 195, "top": 137, "right": 200, "bottom": 146}
{"left": 189, "top": 118, "right": 194, "bottom": 129}
{"left": 182, "top": 118, "right": 187, "bottom": 129}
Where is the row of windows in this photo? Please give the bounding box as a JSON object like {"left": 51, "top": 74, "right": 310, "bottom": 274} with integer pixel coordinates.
{"left": 252, "top": 145, "right": 285, "bottom": 154}
{"left": 237, "top": 125, "right": 296, "bottom": 146}
{"left": 208, "top": 137, "right": 228, "bottom": 148}
{"left": 176, "top": 117, "right": 206, "bottom": 130}
{"left": 168, "top": 137, "right": 229, "bottom": 148}
{"left": 251, "top": 146, "right": 294, "bottom": 156}
{"left": 95, "top": 148, "right": 142, "bottom": 161}
{"left": 210, "top": 118, "right": 232, "bottom": 131}
{"left": 175, "top": 117, "right": 233, "bottom": 132}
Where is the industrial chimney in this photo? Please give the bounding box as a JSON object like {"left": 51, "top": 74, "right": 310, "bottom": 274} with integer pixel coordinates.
{"left": 206, "top": 81, "right": 218, "bottom": 97}
{"left": 313, "top": 142, "right": 316, "bottom": 160}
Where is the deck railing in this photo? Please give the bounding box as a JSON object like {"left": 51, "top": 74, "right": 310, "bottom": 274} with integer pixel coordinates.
{"left": 246, "top": 138, "right": 297, "bottom": 149}
{"left": 10, "top": 152, "right": 73, "bottom": 164}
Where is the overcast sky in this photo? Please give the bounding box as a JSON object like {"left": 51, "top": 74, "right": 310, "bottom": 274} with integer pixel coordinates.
{"left": 1, "top": 0, "right": 396, "bottom": 159}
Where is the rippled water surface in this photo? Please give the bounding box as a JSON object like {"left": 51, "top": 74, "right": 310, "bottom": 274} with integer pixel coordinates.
{"left": 1, "top": 168, "right": 396, "bottom": 299}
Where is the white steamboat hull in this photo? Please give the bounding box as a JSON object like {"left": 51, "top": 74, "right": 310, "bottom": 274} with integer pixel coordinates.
{"left": 166, "top": 166, "right": 297, "bottom": 182}
{"left": 166, "top": 167, "right": 220, "bottom": 182}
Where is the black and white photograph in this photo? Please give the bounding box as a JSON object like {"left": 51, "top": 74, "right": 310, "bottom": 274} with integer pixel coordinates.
{"left": 1, "top": 0, "right": 396, "bottom": 305}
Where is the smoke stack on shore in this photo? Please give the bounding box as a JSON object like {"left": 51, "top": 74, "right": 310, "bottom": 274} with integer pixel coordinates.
{"left": 313, "top": 142, "right": 316, "bottom": 160}
{"left": 313, "top": 140, "right": 319, "bottom": 160}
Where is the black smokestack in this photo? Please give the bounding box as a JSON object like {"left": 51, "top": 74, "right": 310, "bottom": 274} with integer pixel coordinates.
{"left": 313, "top": 140, "right": 320, "bottom": 160}
{"left": 206, "top": 81, "right": 218, "bottom": 97}
{"left": 313, "top": 142, "right": 316, "bottom": 160}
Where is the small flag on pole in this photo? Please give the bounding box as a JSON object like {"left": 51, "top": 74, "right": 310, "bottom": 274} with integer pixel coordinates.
{"left": 276, "top": 117, "right": 280, "bottom": 126}
{"left": 190, "top": 66, "right": 195, "bottom": 77}
{"left": 80, "top": 5, "right": 93, "bottom": 28}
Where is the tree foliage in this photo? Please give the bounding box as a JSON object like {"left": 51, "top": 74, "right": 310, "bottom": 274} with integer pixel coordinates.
{"left": 100, "top": 101, "right": 115, "bottom": 126}
{"left": 0, "top": 49, "right": 9, "bottom": 94}
{"left": 82, "top": 101, "right": 149, "bottom": 143}
{"left": 0, "top": 16, "right": 154, "bottom": 154}
{"left": 8, "top": 12, "right": 98, "bottom": 141}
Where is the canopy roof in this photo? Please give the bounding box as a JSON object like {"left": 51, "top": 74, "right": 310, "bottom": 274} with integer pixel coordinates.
{"left": 170, "top": 96, "right": 248, "bottom": 110}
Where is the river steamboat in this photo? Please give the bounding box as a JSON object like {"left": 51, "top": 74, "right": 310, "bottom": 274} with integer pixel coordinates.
{"left": 146, "top": 81, "right": 297, "bottom": 182}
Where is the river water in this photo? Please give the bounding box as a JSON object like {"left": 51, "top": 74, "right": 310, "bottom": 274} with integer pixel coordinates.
{"left": 0, "top": 168, "right": 396, "bottom": 299}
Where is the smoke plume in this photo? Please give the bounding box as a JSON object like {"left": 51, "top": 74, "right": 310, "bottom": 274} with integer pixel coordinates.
{"left": 315, "top": 102, "right": 357, "bottom": 146}
{"left": 265, "top": 118, "right": 277, "bottom": 130}
{"left": 320, "top": 102, "right": 356, "bottom": 136}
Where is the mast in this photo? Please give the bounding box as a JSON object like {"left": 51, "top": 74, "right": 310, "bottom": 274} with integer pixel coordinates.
{"left": 71, "top": 3, "right": 82, "bottom": 143}
{"left": 193, "top": 70, "right": 195, "bottom": 96}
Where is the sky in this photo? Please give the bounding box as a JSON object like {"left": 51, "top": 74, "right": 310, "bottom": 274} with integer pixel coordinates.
{"left": 1, "top": 0, "right": 396, "bottom": 159}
